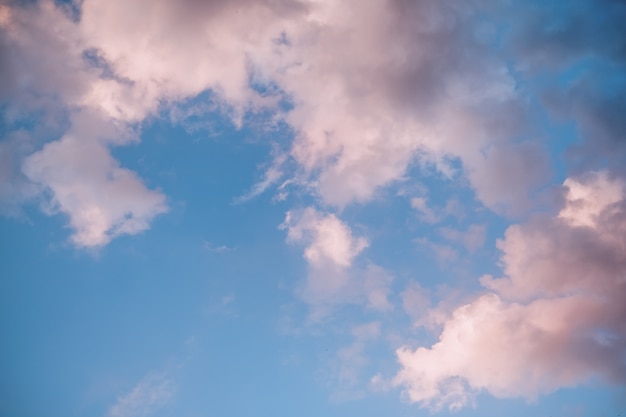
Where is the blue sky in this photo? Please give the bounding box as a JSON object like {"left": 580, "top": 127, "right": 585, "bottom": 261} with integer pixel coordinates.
{"left": 1, "top": 0, "right": 626, "bottom": 416}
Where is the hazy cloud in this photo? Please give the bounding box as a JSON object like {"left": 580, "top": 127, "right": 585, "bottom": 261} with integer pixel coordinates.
{"left": 108, "top": 373, "right": 175, "bottom": 417}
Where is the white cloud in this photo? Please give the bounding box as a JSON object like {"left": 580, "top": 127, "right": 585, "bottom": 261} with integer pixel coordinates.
{"left": 108, "top": 373, "right": 174, "bottom": 417}
{"left": 281, "top": 208, "right": 396, "bottom": 318}
{"left": 559, "top": 171, "right": 624, "bottom": 228}
{"left": 394, "top": 171, "right": 626, "bottom": 410}
{"left": 2, "top": 0, "right": 561, "bottom": 248}
{"left": 234, "top": 153, "right": 287, "bottom": 204}
{"left": 5, "top": 0, "right": 624, "bottom": 252}
{"left": 282, "top": 207, "right": 368, "bottom": 270}
{"left": 23, "top": 132, "right": 167, "bottom": 247}
{"left": 274, "top": 0, "right": 537, "bottom": 210}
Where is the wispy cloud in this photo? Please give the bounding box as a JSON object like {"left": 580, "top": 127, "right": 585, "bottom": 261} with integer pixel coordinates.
{"left": 202, "top": 241, "right": 235, "bottom": 253}
{"left": 234, "top": 153, "right": 287, "bottom": 204}
{"left": 107, "top": 373, "right": 175, "bottom": 417}
{"left": 331, "top": 322, "right": 382, "bottom": 401}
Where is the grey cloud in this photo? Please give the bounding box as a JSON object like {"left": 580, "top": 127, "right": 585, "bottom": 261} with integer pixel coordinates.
{"left": 3, "top": 0, "right": 624, "bottom": 248}
{"left": 542, "top": 75, "right": 626, "bottom": 174}
{"left": 465, "top": 141, "right": 552, "bottom": 215}
{"left": 509, "top": 0, "right": 626, "bottom": 69}
{"left": 507, "top": 0, "right": 626, "bottom": 179}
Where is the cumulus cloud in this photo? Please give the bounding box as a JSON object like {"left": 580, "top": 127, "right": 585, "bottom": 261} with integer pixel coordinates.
{"left": 1, "top": 1, "right": 172, "bottom": 246}
{"left": 23, "top": 132, "right": 167, "bottom": 247}
{"left": 2, "top": 0, "right": 556, "bottom": 240}
{"left": 394, "top": 171, "right": 626, "bottom": 410}
{"left": 1, "top": 0, "right": 311, "bottom": 247}
{"left": 2, "top": 0, "right": 625, "bottom": 410}
{"left": 4, "top": 0, "right": 623, "bottom": 247}
{"left": 276, "top": 0, "right": 539, "bottom": 211}
{"left": 282, "top": 207, "right": 368, "bottom": 270}
{"left": 281, "top": 207, "right": 367, "bottom": 305}
{"left": 281, "top": 208, "right": 394, "bottom": 317}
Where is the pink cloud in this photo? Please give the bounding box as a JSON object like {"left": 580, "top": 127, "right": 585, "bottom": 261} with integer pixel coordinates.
{"left": 395, "top": 171, "right": 626, "bottom": 410}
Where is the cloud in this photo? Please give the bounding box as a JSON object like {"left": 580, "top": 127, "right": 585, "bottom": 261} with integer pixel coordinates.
{"left": 543, "top": 73, "right": 626, "bottom": 173}
{"left": 463, "top": 141, "right": 551, "bottom": 215}
{"left": 2, "top": 0, "right": 580, "bottom": 248}
{"left": 411, "top": 197, "right": 440, "bottom": 224}
{"left": 0, "top": 130, "right": 40, "bottom": 216}
{"left": 401, "top": 282, "right": 431, "bottom": 324}
{"left": 509, "top": 0, "right": 626, "bottom": 70}
{"left": 281, "top": 208, "right": 394, "bottom": 317}
{"left": 22, "top": 130, "right": 167, "bottom": 248}
{"left": 277, "top": 0, "right": 538, "bottom": 211}
{"left": 282, "top": 207, "right": 368, "bottom": 270}
{"left": 438, "top": 223, "right": 487, "bottom": 253}
{"left": 72, "top": 0, "right": 547, "bottom": 213}
{"left": 508, "top": 0, "right": 626, "bottom": 177}
{"left": 234, "top": 152, "right": 287, "bottom": 204}
{"left": 559, "top": 171, "right": 624, "bottom": 228}
{"left": 332, "top": 322, "right": 382, "bottom": 400}
{"left": 107, "top": 373, "right": 175, "bottom": 417}
{"left": 202, "top": 241, "right": 235, "bottom": 253}
{"left": 1, "top": 0, "right": 309, "bottom": 247}
{"left": 393, "top": 171, "right": 626, "bottom": 410}
{"left": 281, "top": 207, "right": 367, "bottom": 306}
{"left": 77, "top": 0, "right": 302, "bottom": 121}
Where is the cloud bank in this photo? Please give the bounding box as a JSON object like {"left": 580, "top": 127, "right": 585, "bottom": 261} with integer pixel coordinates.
{"left": 2, "top": 0, "right": 626, "bottom": 411}
{"left": 1, "top": 0, "right": 558, "bottom": 246}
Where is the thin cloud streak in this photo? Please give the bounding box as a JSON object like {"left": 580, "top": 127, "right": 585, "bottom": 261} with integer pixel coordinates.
{"left": 107, "top": 373, "right": 175, "bottom": 417}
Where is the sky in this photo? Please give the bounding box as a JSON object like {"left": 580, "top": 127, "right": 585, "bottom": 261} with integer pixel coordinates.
{"left": 1, "top": 0, "right": 626, "bottom": 416}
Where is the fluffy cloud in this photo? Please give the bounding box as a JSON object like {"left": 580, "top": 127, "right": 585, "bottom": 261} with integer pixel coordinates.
{"left": 394, "top": 171, "right": 626, "bottom": 410}
{"left": 1, "top": 1, "right": 172, "bottom": 246}
{"left": 23, "top": 132, "right": 167, "bottom": 247}
{"left": 275, "top": 0, "right": 539, "bottom": 211}
{"left": 4, "top": 0, "right": 624, "bottom": 246}
{"left": 281, "top": 208, "right": 394, "bottom": 317}
{"left": 2, "top": 0, "right": 557, "bottom": 246}
{"left": 281, "top": 208, "right": 367, "bottom": 304}
{"left": 282, "top": 207, "right": 368, "bottom": 269}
